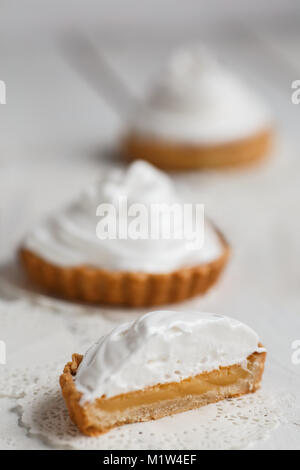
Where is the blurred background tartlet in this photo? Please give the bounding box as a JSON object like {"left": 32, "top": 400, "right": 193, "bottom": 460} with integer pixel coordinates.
{"left": 122, "top": 46, "right": 273, "bottom": 169}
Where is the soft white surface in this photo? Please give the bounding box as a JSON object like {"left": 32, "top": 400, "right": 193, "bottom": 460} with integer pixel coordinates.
{"left": 23, "top": 161, "right": 223, "bottom": 272}
{"left": 1, "top": 9, "right": 300, "bottom": 450}
{"left": 76, "top": 310, "right": 264, "bottom": 400}
{"left": 129, "top": 46, "right": 270, "bottom": 144}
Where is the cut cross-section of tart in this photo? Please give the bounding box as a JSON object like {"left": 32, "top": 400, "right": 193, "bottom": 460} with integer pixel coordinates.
{"left": 60, "top": 311, "right": 266, "bottom": 436}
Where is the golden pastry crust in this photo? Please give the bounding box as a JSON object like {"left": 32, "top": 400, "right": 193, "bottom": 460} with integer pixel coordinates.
{"left": 19, "top": 229, "right": 230, "bottom": 307}
{"left": 122, "top": 129, "right": 272, "bottom": 170}
{"left": 60, "top": 348, "right": 266, "bottom": 437}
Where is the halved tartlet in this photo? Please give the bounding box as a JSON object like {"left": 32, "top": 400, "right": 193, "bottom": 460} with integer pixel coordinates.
{"left": 60, "top": 311, "right": 266, "bottom": 436}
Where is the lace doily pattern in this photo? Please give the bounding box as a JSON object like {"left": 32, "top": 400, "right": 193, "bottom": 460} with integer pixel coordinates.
{"left": 0, "top": 298, "right": 291, "bottom": 449}
{"left": 17, "top": 364, "right": 282, "bottom": 450}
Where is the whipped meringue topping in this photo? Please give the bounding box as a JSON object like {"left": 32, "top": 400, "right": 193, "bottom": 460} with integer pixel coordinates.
{"left": 75, "top": 310, "right": 265, "bottom": 401}
{"left": 23, "top": 161, "right": 223, "bottom": 273}
{"left": 129, "top": 46, "right": 270, "bottom": 144}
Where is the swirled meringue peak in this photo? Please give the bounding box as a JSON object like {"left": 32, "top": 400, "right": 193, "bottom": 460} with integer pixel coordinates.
{"left": 24, "top": 161, "right": 223, "bottom": 273}
{"left": 129, "top": 45, "right": 270, "bottom": 144}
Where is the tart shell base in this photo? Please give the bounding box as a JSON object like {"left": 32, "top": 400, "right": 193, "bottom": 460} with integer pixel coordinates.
{"left": 60, "top": 350, "right": 266, "bottom": 437}
{"left": 122, "top": 129, "right": 272, "bottom": 170}
{"left": 19, "top": 232, "right": 229, "bottom": 307}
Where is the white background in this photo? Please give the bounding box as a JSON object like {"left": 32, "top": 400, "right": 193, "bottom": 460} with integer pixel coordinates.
{"left": 0, "top": 0, "right": 300, "bottom": 449}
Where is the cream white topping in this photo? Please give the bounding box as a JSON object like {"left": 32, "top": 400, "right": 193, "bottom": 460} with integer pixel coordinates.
{"left": 75, "top": 310, "right": 265, "bottom": 401}
{"left": 130, "top": 46, "right": 270, "bottom": 144}
{"left": 23, "top": 161, "right": 223, "bottom": 273}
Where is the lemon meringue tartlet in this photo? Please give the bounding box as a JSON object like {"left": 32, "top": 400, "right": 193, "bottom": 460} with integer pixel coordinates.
{"left": 122, "top": 47, "right": 272, "bottom": 169}
{"left": 60, "top": 310, "right": 266, "bottom": 436}
{"left": 20, "top": 161, "right": 229, "bottom": 306}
